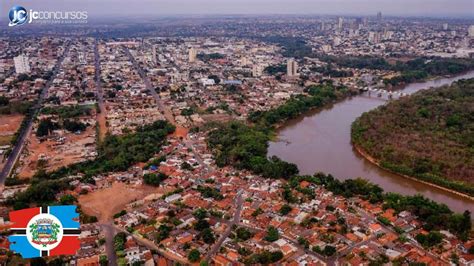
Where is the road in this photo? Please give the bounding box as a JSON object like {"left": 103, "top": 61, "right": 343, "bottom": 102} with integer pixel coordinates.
{"left": 124, "top": 46, "right": 212, "bottom": 176}
{"left": 94, "top": 40, "right": 105, "bottom": 118}
{"left": 204, "top": 190, "right": 243, "bottom": 262}
{"left": 0, "top": 43, "right": 71, "bottom": 182}
{"left": 123, "top": 47, "right": 176, "bottom": 125}
{"left": 100, "top": 223, "right": 118, "bottom": 266}
{"left": 113, "top": 224, "right": 189, "bottom": 264}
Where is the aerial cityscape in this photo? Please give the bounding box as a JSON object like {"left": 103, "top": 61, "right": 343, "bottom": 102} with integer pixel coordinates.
{"left": 0, "top": 0, "right": 474, "bottom": 265}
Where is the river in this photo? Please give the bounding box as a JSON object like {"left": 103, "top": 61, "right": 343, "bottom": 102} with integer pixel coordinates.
{"left": 268, "top": 71, "right": 474, "bottom": 214}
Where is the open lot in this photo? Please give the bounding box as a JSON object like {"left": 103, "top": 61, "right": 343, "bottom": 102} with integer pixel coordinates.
{"left": 17, "top": 126, "right": 96, "bottom": 178}
{"left": 0, "top": 114, "right": 23, "bottom": 145}
{"left": 78, "top": 182, "right": 166, "bottom": 222}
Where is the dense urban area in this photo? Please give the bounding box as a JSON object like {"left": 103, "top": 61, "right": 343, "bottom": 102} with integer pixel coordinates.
{"left": 1, "top": 14, "right": 474, "bottom": 266}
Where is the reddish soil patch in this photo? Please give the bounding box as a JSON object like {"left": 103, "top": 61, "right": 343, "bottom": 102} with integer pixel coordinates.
{"left": 173, "top": 126, "right": 189, "bottom": 139}
{"left": 0, "top": 114, "right": 24, "bottom": 137}
{"left": 18, "top": 126, "right": 96, "bottom": 179}
{"left": 78, "top": 182, "right": 166, "bottom": 222}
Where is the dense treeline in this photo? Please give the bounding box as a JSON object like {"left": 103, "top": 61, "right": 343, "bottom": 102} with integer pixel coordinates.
{"left": 50, "top": 120, "right": 175, "bottom": 178}
{"left": 36, "top": 118, "right": 87, "bottom": 137}
{"left": 291, "top": 173, "right": 471, "bottom": 239}
{"left": 352, "top": 79, "right": 474, "bottom": 195}
{"left": 257, "top": 36, "right": 313, "bottom": 58}
{"left": 208, "top": 84, "right": 351, "bottom": 180}
{"left": 7, "top": 121, "right": 175, "bottom": 208}
{"left": 264, "top": 64, "right": 286, "bottom": 75}
{"left": 40, "top": 105, "right": 93, "bottom": 119}
{"left": 249, "top": 83, "right": 352, "bottom": 125}
{"left": 207, "top": 122, "right": 298, "bottom": 179}
{"left": 0, "top": 100, "right": 33, "bottom": 115}
{"left": 3, "top": 101, "right": 36, "bottom": 148}
{"left": 317, "top": 55, "right": 474, "bottom": 86}
{"left": 310, "top": 65, "right": 354, "bottom": 78}
{"left": 197, "top": 53, "right": 225, "bottom": 62}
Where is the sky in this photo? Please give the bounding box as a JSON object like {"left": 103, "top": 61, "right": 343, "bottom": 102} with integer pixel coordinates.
{"left": 2, "top": 0, "right": 474, "bottom": 18}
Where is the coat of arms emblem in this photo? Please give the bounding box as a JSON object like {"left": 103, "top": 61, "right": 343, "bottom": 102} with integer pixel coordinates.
{"left": 8, "top": 206, "right": 81, "bottom": 258}
{"left": 29, "top": 218, "right": 61, "bottom": 247}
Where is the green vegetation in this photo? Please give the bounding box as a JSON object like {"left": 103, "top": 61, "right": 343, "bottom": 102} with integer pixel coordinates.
{"left": 352, "top": 79, "right": 474, "bottom": 195}
{"left": 233, "top": 227, "right": 254, "bottom": 241}
{"left": 197, "top": 53, "right": 225, "bottom": 62}
{"left": 242, "top": 250, "right": 284, "bottom": 264}
{"left": 196, "top": 185, "right": 224, "bottom": 200}
{"left": 7, "top": 179, "right": 70, "bottom": 209}
{"left": 310, "top": 65, "right": 354, "bottom": 78}
{"left": 289, "top": 173, "right": 471, "bottom": 240}
{"left": 113, "top": 210, "right": 127, "bottom": 219}
{"left": 113, "top": 232, "right": 127, "bottom": 252}
{"left": 50, "top": 120, "right": 175, "bottom": 178}
{"left": 207, "top": 121, "right": 298, "bottom": 179}
{"left": 279, "top": 204, "right": 292, "bottom": 215}
{"left": 143, "top": 172, "right": 168, "bottom": 186}
{"left": 258, "top": 36, "right": 313, "bottom": 58}
{"left": 264, "top": 226, "right": 280, "bottom": 242}
{"left": 415, "top": 231, "right": 443, "bottom": 248}
{"left": 40, "top": 105, "right": 93, "bottom": 119}
{"left": 264, "top": 64, "right": 286, "bottom": 75}
{"left": 187, "top": 249, "right": 201, "bottom": 263}
{"left": 36, "top": 118, "right": 87, "bottom": 137}
{"left": 0, "top": 100, "right": 33, "bottom": 115}
{"left": 249, "top": 83, "right": 352, "bottom": 126}
{"left": 7, "top": 121, "right": 174, "bottom": 208}
{"left": 318, "top": 55, "right": 474, "bottom": 85}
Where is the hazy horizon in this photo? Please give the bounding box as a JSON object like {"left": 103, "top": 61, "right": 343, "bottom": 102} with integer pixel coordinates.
{"left": 2, "top": 0, "right": 474, "bottom": 18}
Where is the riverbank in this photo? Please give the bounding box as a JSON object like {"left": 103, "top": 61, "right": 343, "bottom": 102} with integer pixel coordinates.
{"left": 268, "top": 70, "right": 474, "bottom": 214}
{"left": 353, "top": 144, "right": 474, "bottom": 202}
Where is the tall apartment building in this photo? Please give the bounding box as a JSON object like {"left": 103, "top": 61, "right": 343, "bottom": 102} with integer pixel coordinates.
{"left": 14, "top": 55, "right": 30, "bottom": 74}
{"left": 287, "top": 59, "right": 298, "bottom": 77}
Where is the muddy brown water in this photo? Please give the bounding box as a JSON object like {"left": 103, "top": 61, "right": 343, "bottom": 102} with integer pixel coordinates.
{"left": 268, "top": 71, "right": 474, "bottom": 214}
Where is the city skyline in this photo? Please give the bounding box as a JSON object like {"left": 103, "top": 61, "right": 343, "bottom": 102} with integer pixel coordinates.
{"left": 1, "top": 0, "right": 474, "bottom": 18}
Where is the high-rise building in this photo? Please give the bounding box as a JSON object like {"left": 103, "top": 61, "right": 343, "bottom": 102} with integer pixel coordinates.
{"left": 443, "top": 23, "right": 449, "bottom": 31}
{"left": 469, "top": 25, "right": 474, "bottom": 37}
{"left": 252, "top": 65, "right": 263, "bottom": 77}
{"left": 377, "top": 11, "right": 382, "bottom": 22}
{"left": 287, "top": 59, "right": 298, "bottom": 77}
{"left": 14, "top": 55, "right": 30, "bottom": 74}
{"left": 337, "top": 17, "right": 343, "bottom": 30}
{"left": 188, "top": 47, "right": 197, "bottom": 63}
{"left": 152, "top": 45, "right": 158, "bottom": 64}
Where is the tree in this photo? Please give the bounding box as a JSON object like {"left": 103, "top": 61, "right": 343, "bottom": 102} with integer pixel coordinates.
{"left": 201, "top": 228, "right": 215, "bottom": 244}
{"left": 143, "top": 172, "right": 168, "bottom": 186}
{"left": 0, "top": 96, "right": 9, "bottom": 106}
{"left": 113, "top": 232, "right": 127, "bottom": 251}
{"left": 59, "top": 194, "right": 77, "bottom": 205}
{"left": 415, "top": 231, "right": 443, "bottom": 248}
{"left": 156, "top": 224, "right": 172, "bottom": 242}
{"left": 36, "top": 119, "right": 59, "bottom": 137}
{"left": 264, "top": 226, "right": 279, "bottom": 242}
{"left": 99, "top": 255, "right": 108, "bottom": 266}
{"left": 235, "top": 227, "right": 253, "bottom": 241}
{"left": 188, "top": 249, "right": 201, "bottom": 263}
{"left": 194, "top": 219, "right": 210, "bottom": 231}
{"left": 279, "top": 204, "right": 292, "bottom": 215}
{"left": 323, "top": 245, "right": 337, "bottom": 257}
{"left": 193, "top": 208, "right": 208, "bottom": 220}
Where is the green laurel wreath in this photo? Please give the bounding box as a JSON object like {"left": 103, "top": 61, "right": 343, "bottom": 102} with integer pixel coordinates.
{"left": 29, "top": 222, "right": 60, "bottom": 248}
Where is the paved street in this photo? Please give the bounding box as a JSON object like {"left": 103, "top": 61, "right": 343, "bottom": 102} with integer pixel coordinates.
{"left": 204, "top": 190, "right": 243, "bottom": 262}
{"left": 0, "top": 43, "right": 71, "bottom": 183}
